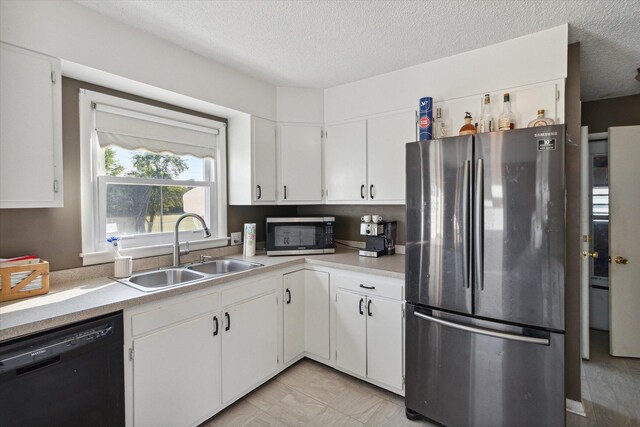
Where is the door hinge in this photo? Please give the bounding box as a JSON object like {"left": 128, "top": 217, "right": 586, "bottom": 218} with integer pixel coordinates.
{"left": 53, "top": 180, "right": 59, "bottom": 193}
{"left": 276, "top": 295, "right": 279, "bottom": 305}
{"left": 51, "top": 71, "right": 56, "bottom": 84}
{"left": 128, "top": 348, "right": 134, "bottom": 361}
{"left": 277, "top": 355, "right": 279, "bottom": 364}
{"left": 402, "top": 375, "right": 405, "bottom": 386}
{"left": 402, "top": 307, "right": 405, "bottom": 318}
{"left": 335, "top": 293, "right": 338, "bottom": 302}
{"left": 335, "top": 351, "right": 337, "bottom": 361}
{"left": 556, "top": 90, "right": 560, "bottom": 101}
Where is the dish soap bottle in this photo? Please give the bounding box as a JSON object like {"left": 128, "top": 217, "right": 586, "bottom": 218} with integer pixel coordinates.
{"left": 528, "top": 109, "right": 554, "bottom": 127}
{"left": 459, "top": 112, "right": 477, "bottom": 136}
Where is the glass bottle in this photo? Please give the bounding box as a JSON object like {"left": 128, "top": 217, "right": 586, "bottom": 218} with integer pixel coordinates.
{"left": 459, "top": 112, "right": 476, "bottom": 136}
{"left": 527, "top": 109, "right": 555, "bottom": 127}
{"left": 478, "top": 94, "right": 493, "bottom": 133}
{"left": 498, "top": 93, "right": 516, "bottom": 131}
{"left": 434, "top": 107, "right": 447, "bottom": 138}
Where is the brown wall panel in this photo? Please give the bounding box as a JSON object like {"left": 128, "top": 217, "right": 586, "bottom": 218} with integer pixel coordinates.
{"left": 582, "top": 94, "right": 640, "bottom": 133}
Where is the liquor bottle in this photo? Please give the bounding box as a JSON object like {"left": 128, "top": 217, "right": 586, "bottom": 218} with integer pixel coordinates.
{"left": 459, "top": 112, "right": 476, "bottom": 136}
{"left": 527, "top": 109, "right": 555, "bottom": 127}
{"left": 434, "top": 107, "right": 447, "bottom": 138}
{"left": 478, "top": 94, "right": 493, "bottom": 133}
{"left": 498, "top": 93, "right": 516, "bottom": 131}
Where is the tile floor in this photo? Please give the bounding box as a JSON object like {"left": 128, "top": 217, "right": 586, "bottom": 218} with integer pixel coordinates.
{"left": 203, "top": 329, "right": 639, "bottom": 426}
{"left": 567, "top": 330, "right": 640, "bottom": 427}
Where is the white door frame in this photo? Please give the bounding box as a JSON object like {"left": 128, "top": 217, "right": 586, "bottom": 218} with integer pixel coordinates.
{"left": 580, "top": 126, "right": 590, "bottom": 360}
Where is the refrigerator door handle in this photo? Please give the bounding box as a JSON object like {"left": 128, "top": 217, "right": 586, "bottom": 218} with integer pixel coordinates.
{"left": 462, "top": 159, "right": 471, "bottom": 288}
{"left": 474, "top": 158, "right": 484, "bottom": 290}
{"left": 413, "top": 311, "right": 550, "bottom": 346}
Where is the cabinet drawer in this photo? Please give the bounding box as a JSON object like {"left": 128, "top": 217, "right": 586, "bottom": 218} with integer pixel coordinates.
{"left": 333, "top": 273, "right": 403, "bottom": 300}
{"left": 222, "top": 275, "right": 279, "bottom": 307}
{"left": 131, "top": 292, "right": 219, "bottom": 337}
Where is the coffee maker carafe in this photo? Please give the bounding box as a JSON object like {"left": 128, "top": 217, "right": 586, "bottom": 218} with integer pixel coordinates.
{"left": 359, "top": 221, "right": 397, "bottom": 257}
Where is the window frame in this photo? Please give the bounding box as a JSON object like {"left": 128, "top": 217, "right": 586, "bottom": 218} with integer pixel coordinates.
{"left": 79, "top": 89, "right": 228, "bottom": 265}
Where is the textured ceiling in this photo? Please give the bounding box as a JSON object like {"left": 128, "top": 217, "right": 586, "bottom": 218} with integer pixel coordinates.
{"left": 75, "top": 0, "right": 640, "bottom": 101}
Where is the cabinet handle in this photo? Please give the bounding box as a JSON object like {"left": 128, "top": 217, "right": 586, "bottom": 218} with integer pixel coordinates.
{"left": 284, "top": 185, "right": 288, "bottom": 200}
{"left": 360, "top": 184, "right": 365, "bottom": 199}
{"left": 367, "top": 299, "right": 372, "bottom": 316}
{"left": 359, "top": 284, "right": 375, "bottom": 290}
{"left": 286, "top": 288, "right": 292, "bottom": 304}
{"left": 256, "top": 185, "right": 262, "bottom": 200}
{"left": 369, "top": 185, "right": 374, "bottom": 199}
{"left": 225, "top": 312, "right": 230, "bottom": 331}
{"left": 359, "top": 298, "right": 364, "bottom": 315}
{"left": 213, "top": 316, "right": 219, "bottom": 336}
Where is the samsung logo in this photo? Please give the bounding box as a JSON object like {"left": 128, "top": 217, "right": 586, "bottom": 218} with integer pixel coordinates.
{"left": 31, "top": 349, "right": 46, "bottom": 357}
{"left": 534, "top": 131, "right": 558, "bottom": 137}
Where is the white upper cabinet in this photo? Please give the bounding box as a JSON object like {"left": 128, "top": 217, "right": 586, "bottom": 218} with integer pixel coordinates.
{"left": 278, "top": 124, "right": 323, "bottom": 203}
{"left": 367, "top": 110, "right": 417, "bottom": 203}
{"left": 0, "top": 42, "right": 63, "bottom": 208}
{"left": 228, "top": 116, "right": 277, "bottom": 205}
{"left": 325, "top": 121, "right": 367, "bottom": 202}
{"left": 325, "top": 110, "right": 416, "bottom": 204}
{"left": 252, "top": 117, "right": 277, "bottom": 203}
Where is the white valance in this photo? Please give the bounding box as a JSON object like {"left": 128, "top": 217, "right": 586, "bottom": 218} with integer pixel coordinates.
{"left": 94, "top": 103, "right": 219, "bottom": 158}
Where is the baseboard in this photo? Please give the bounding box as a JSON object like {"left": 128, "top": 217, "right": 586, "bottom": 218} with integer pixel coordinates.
{"left": 566, "top": 398, "right": 586, "bottom": 416}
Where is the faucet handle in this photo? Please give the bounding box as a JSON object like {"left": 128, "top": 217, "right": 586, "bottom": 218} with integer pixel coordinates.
{"left": 200, "top": 255, "right": 214, "bottom": 263}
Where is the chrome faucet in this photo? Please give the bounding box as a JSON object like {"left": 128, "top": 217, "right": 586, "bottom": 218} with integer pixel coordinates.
{"left": 173, "top": 213, "right": 211, "bottom": 267}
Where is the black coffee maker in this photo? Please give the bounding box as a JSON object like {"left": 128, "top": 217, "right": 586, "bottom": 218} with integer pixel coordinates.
{"left": 359, "top": 221, "right": 397, "bottom": 257}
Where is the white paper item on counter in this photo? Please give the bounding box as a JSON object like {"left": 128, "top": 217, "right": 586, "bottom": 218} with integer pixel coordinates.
{"left": 243, "top": 223, "right": 256, "bottom": 257}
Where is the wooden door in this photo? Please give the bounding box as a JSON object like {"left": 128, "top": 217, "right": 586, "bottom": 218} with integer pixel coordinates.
{"left": 609, "top": 125, "right": 640, "bottom": 357}
{"left": 133, "top": 313, "right": 221, "bottom": 427}
{"left": 367, "top": 110, "right": 416, "bottom": 202}
{"left": 304, "top": 270, "right": 330, "bottom": 359}
{"left": 335, "top": 290, "right": 366, "bottom": 377}
{"left": 222, "top": 292, "right": 278, "bottom": 402}
{"left": 279, "top": 125, "right": 322, "bottom": 202}
{"left": 252, "top": 117, "right": 277, "bottom": 202}
{"left": 366, "top": 296, "right": 404, "bottom": 390}
{"left": 283, "top": 271, "right": 305, "bottom": 363}
{"left": 325, "top": 121, "right": 367, "bottom": 202}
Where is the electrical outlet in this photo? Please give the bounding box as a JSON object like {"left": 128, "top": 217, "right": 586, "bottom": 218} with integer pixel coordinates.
{"left": 231, "top": 232, "right": 242, "bottom": 245}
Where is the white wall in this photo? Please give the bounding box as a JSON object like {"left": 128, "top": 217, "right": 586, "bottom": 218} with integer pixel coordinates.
{"left": 276, "top": 87, "right": 324, "bottom": 124}
{"left": 0, "top": 0, "right": 277, "bottom": 120}
{"left": 324, "top": 25, "right": 568, "bottom": 124}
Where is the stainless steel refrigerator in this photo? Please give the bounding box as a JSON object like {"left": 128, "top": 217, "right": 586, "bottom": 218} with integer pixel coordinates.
{"left": 405, "top": 125, "right": 566, "bottom": 427}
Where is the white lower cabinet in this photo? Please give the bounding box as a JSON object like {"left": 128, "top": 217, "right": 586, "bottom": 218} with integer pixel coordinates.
{"left": 334, "top": 274, "right": 404, "bottom": 392}
{"left": 283, "top": 270, "right": 330, "bottom": 364}
{"left": 221, "top": 291, "right": 278, "bottom": 403}
{"left": 133, "top": 313, "right": 221, "bottom": 427}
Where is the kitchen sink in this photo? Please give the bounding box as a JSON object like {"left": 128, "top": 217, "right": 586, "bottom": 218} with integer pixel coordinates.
{"left": 117, "top": 268, "right": 206, "bottom": 292}
{"left": 116, "top": 259, "right": 263, "bottom": 292}
{"left": 188, "top": 259, "right": 263, "bottom": 275}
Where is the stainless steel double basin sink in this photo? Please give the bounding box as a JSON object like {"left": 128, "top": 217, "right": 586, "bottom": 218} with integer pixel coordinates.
{"left": 115, "top": 259, "right": 263, "bottom": 292}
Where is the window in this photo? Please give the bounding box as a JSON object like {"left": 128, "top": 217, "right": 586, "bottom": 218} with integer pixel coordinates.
{"left": 79, "top": 90, "right": 227, "bottom": 265}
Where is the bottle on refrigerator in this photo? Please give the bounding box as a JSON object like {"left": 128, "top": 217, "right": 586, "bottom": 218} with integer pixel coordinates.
{"left": 459, "top": 112, "right": 477, "bottom": 135}
{"left": 527, "top": 109, "right": 555, "bottom": 127}
{"left": 478, "top": 94, "right": 493, "bottom": 133}
{"left": 498, "top": 93, "right": 516, "bottom": 131}
{"left": 434, "top": 107, "right": 448, "bottom": 138}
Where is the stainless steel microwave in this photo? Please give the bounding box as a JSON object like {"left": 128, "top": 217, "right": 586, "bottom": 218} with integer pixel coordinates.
{"left": 266, "top": 217, "right": 335, "bottom": 256}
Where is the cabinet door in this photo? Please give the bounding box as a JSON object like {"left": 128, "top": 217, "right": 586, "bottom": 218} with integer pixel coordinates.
{"left": 133, "top": 313, "right": 221, "bottom": 427}
{"left": 335, "top": 290, "right": 367, "bottom": 377}
{"left": 283, "top": 271, "right": 305, "bottom": 363}
{"left": 367, "top": 110, "right": 416, "bottom": 202}
{"left": 253, "top": 117, "right": 277, "bottom": 202}
{"left": 279, "top": 125, "right": 323, "bottom": 202}
{"left": 305, "top": 270, "right": 330, "bottom": 359}
{"left": 325, "top": 121, "right": 367, "bottom": 202}
{"left": 366, "top": 297, "right": 404, "bottom": 390}
{"left": 0, "top": 43, "right": 63, "bottom": 208}
{"left": 222, "top": 292, "right": 278, "bottom": 403}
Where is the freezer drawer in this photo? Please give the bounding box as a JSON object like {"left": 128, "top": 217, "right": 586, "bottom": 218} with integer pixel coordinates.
{"left": 405, "top": 304, "right": 564, "bottom": 427}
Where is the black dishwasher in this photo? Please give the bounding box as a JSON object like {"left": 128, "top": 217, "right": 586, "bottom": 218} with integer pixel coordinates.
{"left": 0, "top": 312, "right": 124, "bottom": 427}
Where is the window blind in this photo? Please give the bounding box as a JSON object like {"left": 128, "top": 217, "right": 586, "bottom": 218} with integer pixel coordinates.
{"left": 94, "top": 103, "right": 219, "bottom": 158}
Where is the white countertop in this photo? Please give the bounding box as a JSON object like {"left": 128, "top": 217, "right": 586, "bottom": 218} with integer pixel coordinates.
{"left": 0, "top": 248, "right": 404, "bottom": 342}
